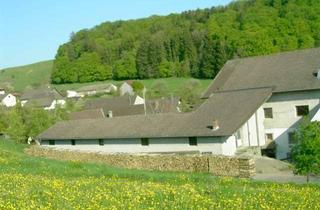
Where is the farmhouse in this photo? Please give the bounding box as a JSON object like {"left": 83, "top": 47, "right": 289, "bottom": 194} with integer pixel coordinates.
{"left": 72, "top": 95, "right": 180, "bottom": 119}
{"left": 75, "top": 83, "right": 117, "bottom": 97}
{"left": 38, "top": 48, "right": 320, "bottom": 159}
{"left": 21, "top": 88, "right": 66, "bottom": 110}
{"left": 119, "top": 82, "right": 134, "bottom": 96}
{"left": 0, "top": 93, "right": 17, "bottom": 107}
{"left": 0, "top": 88, "right": 17, "bottom": 107}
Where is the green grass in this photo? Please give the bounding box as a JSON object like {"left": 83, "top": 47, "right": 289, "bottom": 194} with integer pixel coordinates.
{"left": 0, "top": 60, "right": 211, "bottom": 95}
{"left": 0, "top": 139, "right": 319, "bottom": 209}
{"left": 54, "top": 77, "right": 212, "bottom": 96}
{"left": 0, "top": 60, "right": 53, "bottom": 92}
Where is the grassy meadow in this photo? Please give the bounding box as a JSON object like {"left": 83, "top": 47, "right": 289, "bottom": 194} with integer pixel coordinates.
{"left": 0, "top": 60, "right": 53, "bottom": 92}
{"left": 0, "top": 61, "right": 212, "bottom": 95}
{"left": 0, "top": 139, "right": 319, "bottom": 209}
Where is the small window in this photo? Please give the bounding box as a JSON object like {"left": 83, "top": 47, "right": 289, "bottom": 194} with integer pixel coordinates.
{"left": 264, "top": 108, "right": 273, "bottom": 119}
{"left": 141, "top": 138, "right": 149, "bottom": 146}
{"left": 71, "top": 140, "right": 76, "bottom": 146}
{"left": 266, "top": 133, "right": 273, "bottom": 142}
{"left": 189, "top": 137, "right": 197, "bottom": 146}
{"left": 235, "top": 129, "right": 241, "bottom": 140}
{"left": 296, "top": 105, "right": 309, "bottom": 116}
{"left": 49, "top": 140, "right": 55, "bottom": 145}
{"left": 99, "top": 139, "right": 104, "bottom": 146}
{"left": 288, "top": 132, "right": 297, "bottom": 145}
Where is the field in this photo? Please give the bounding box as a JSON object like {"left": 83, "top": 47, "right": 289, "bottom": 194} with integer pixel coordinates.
{"left": 0, "top": 60, "right": 53, "bottom": 92}
{"left": 0, "top": 61, "right": 212, "bottom": 95}
{"left": 0, "top": 140, "right": 319, "bottom": 209}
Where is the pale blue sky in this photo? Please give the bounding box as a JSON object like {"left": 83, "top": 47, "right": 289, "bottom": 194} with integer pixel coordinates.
{"left": 0, "top": 0, "right": 231, "bottom": 69}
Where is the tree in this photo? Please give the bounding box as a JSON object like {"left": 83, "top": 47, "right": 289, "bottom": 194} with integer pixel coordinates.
{"left": 131, "top": 81, "right": 145, "bottom": 93}
{"left": 291, "top": 120, "right": 320, "bottom": 182}
{"left": 178, "top": 80, "right": 201, "bottom": 112}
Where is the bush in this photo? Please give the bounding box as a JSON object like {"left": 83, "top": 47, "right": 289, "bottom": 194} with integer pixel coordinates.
{"left": 291, "top": 120, "right": 320, "bottom": 182}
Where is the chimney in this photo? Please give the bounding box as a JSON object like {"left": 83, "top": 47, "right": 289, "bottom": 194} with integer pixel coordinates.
{"left": 212, "top": 120, "right": 219, "bottom": 131}
{"left": 108, "top": 110, "right": 113, "bottom": 118}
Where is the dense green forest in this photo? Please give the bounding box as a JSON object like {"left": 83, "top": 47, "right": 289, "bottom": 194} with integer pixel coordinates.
{"left": 52, "top": 0, "right": 320, "bottom": 84}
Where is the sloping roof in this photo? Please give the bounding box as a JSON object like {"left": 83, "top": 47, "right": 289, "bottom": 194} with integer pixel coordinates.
{"left": 84, "top": 95, "right": 135, "bottom": 110}
{"left": 77, "top": 84, "right": 116, "bottom": 92}
{"left": 21, "top": 88, "right": 62, "bottom": 100}
{"left": 21, "top": 88, "right": 63, "bottom": 108}
{"left": 102, "top": 104, "right": 145, "bottom": 117}
{"left": 38, "top": 87, "right": 272, "bottom": 140}
{"left": 203, "top": 48, "right": 320, "bottom": 98}
{"left": 146, "top": 97, "right": 180, "bottom": 114}
{"left": 24, "top": 97, "right": 54, "bottom": 108}
{"left": 70, "top": 109, "right": 105, "bottom": 120}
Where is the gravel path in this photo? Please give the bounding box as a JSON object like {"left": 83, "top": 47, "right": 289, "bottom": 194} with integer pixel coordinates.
{"left": 252, "top": 156, "right": 320, "bottom": 184}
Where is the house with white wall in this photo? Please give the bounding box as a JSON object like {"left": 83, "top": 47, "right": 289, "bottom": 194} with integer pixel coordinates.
{"left": 119, "top": 82, "right": 134, "bottom": 96}
{"left": 0, "top": 93, "right": 17, "bottom": 107}
{"left": 21, "top": 88, "right": 66, "bottom": 110}
{"left": 37, "top": 48, "right": 320, "bottom": 158}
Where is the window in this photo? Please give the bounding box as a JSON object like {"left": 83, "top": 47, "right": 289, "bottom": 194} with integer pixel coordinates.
{"left": 296, "top": 105, "right": 309, "bottom": 116}
{"left": 288, "top": 132, "right": 297, "bottom": 145}
{"left": 49, "top": 140, "right": 55, "bottom": 145}
{"left": 71, "top": 140, "right": 76, "bottom": 146}
{"left": 266, "top": 133, "right": 273, "bottom": 142}
{"left": 235, "top": 129, "right": 241, "bottom": 140}
{"left": 99, "top": 139, "right": 104, "bottom": 146}
{"left": 263, "top": 108, "right": 273, "bottom": 119}
{"left": 141, "top": 138, "right": 149, "bottom": 146}
{"left": 189, "top": 137, "right": 198, "bottom": 146}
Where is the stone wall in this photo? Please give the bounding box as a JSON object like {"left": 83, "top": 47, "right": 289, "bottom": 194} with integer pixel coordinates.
{"left": 25, "top": 146, "right": 255, "bottom": 178}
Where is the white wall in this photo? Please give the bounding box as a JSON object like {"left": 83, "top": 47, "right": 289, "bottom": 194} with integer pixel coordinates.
{"left": 236, "top": 107, "right": 266, "bottom": 148}
{"left": 221, "top": 135, "right": 237, "bottom": 156}
{"left": 41, "top": 136, "right": 236, "bottom": 155}
{"left": 1, "top": 94, "right": 17, "bottom": 107}
{"left": 262, "top": 90, "right": 320, "bottom": 159}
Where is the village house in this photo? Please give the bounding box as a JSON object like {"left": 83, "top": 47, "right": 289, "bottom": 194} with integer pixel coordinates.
{"left": 119, "top": 82, "right": 134, "bottom": 96}
{"left": 70, "top": 95, "right": 180, "bottom": 120}
{"left": 67, "top": 83, "right": 117, "bottom": 98}
{"left": 0, "top": 88, "right": 17, "bottom": 107}
{"left": 21, "top": 88, "right": 66, "bottom": 110}
{"left": 38, "top": 48, "right": 320, "bottom": 159}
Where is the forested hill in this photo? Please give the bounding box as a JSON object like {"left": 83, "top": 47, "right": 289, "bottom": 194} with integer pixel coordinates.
{"left": 52, "top": 0, "right": 320, "bottom": 84}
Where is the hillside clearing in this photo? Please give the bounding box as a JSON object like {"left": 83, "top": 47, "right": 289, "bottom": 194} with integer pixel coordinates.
{"left": 0, "top": 140, "right": 319, "bottom": 209}
{"left": 0, "top": 60, "right": 212, "bottom": 95}
{"left": 0, "top": 60, "right": 53, "bottom": 92}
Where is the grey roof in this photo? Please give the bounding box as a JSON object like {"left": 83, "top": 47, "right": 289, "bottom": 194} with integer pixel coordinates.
{"left": 70, "top": 109, "right": 105, "bottom": 120}
{"left": 21, "top": 88, "right": 63, "bottom": 107}
{"left": 84, "top": 95, "right": 136, "bottom": 109}
{"left": 146, "top": 97, "right": 180, "bottom": 114}
{"left": 77, "top": 83, "right": 116, "bottom": 92}
{"left": 38, "top": 87, "right": 272, "bottom": 140}
{"left": 0, "top": 94, "right": 6, "bottom": 101}
{"left": 84, "top": 96, "right": 179, "bottom": 117}
{"left": 203, "top": 48, "right": 320, "bottom": 98}
{"left": 25, "top": 97, "right": 55, "bottom": 108}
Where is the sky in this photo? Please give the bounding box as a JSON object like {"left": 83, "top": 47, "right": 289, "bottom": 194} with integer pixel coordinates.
{"left": 0, "top": 0, "right": 232, "bottom": 69}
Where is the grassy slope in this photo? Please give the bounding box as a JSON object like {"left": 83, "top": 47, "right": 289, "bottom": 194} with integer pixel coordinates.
{"left": 0, "top": 60, "right": 53, "bottom": 92}
{"left": 0, "top": 60, "right": 212, "bottom": 95}
{"left": 54, "top": 77, "right": 212, "bottom": 96}
{"left": 0, "top": 140, "right": 319, "bottom": 209}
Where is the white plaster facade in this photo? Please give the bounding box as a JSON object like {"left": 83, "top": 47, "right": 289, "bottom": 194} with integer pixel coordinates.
{"left": 133, "top": 95, "right": 145, "bottom": 105}
{"left": 261, "top": 90, "right": 320, "bottom": 159}
{"left": 120, "top": 82, "right": 134, "bottom": 96}
{"left": 1, "top": 94, "right": 17, "bottom": 107}
{"left": 41, "top": 136, "right": 237, "bottom": 155}
{"left": 66, "top": 90, "right": 80, "bottom": 98}
{"left": 44, "top": 99, "right": 66, "bottom": 110}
